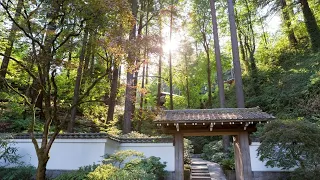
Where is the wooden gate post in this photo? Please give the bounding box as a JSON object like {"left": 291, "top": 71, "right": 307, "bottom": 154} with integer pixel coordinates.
{"left": 174, "top": 133, "right": 184, "bottom": 180}
{"left": 234, "top": 132, "right": 252, "bottom": 180}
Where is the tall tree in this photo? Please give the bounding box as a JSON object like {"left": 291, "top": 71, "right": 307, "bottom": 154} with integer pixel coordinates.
{"left": 68, "top": 27, "right": 89, "bottom": 132}
{"left": 299, "top": 0, "right": 320, "bottom": 51}
{"left": 123, "top": 0, "right": 138, "bottom": 134}
{"left": 227, "top": 0, "right": 245, "bottom": 108}
{"left": 280, "top": 0, "right": 298, "bottom": 46}
{"left": 169, "top": 0, "right": 174, "bottom": 110}
{"left": 0, "top": 0, "right": 22, "bottom": 81}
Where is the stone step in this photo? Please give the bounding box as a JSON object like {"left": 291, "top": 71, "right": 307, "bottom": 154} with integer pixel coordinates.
{"left": 191, "top": 176, "right": 211, "bottom": 180}
{"left": 191, "top": 169, "right": 209, "bottom": 173}
{"left": 191, "top": 172, "right": 211, "bottom": 176}
{"left": 192, "top": 162, "right": 208, "bottom": 165}
{"left": 191, "top": 166, "right": 208, "bottom": 170}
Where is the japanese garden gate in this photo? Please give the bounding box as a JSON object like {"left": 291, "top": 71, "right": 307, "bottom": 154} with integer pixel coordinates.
{"left": 155, "top": 108, "right": 275, "bottom": 180}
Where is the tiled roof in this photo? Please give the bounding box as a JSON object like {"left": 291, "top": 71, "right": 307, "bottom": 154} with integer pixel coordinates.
{"left": 155, "top": 108, "right": 275, "bottom": 123}
{"left": 11, "top": 133, "right": 172, "bottom": 143}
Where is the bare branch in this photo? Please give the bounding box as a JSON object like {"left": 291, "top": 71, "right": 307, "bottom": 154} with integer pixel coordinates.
{"left": 2, "top": 78, "right": 31, "bottom": 106}
{"left": 0, "top": 2, "right": 45, "bottom": 50}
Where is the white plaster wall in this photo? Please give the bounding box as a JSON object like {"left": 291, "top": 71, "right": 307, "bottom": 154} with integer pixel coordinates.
{"left": 3, "top": 139, "right": 286, "bottom": 173}
{"left": 119, "top": 143, "right": 175, "bottom": 171}
{"left": 250, "top": 142, "right": 288, "bottom": 171}
{"left": 8, "top": 139, "right": 107, "bottom": 170}
{"left": 104, "top": 139, "right": 120, "bottom": 155}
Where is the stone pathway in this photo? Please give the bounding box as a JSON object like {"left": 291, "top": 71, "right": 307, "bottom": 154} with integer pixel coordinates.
{"left": 191, "top": 158, "right": 227, "bottom": 180}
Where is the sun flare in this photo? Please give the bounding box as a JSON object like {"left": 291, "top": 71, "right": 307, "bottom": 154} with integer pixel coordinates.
{"left": 163, "top": 40, "right": 179, "bottom": 53}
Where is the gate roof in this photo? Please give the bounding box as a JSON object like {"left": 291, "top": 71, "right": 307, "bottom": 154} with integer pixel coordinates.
{"left": 154, "top": 108, "right": 275, "bottom": 134}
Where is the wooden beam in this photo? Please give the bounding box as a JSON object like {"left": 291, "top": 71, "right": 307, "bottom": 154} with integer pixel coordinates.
{"left": 163, "top": 127, "right": 257, "bottom": 136}
{"left": 174, "top": 133, "right": 184, "bottom": 180}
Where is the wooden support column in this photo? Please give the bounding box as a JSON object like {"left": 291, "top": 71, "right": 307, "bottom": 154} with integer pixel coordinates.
{"left": 174, "top": 133, "right": 184, "bottom": 180}
{"left": 233, "top": 131, "right": 252, "bottom": 180}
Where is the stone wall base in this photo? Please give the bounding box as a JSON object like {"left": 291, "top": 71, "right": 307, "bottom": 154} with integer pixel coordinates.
{"left": 252, "top": 171, "right": 291, "bottom": 180}
{"left": 223, "top": 170, "right": 291, "bottom": 180}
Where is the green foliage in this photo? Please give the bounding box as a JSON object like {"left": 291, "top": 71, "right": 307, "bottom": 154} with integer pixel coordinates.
{"left": 184, "top": 138, "right": 194, "bottom": 164}
{"left": 53, "top": 170, "right": 89, "bottom": 180}
{"left": 201, "top": 140, "right": 225, "bottom": 163}
{"left": 87, "top": 164, "right": 118, "bottom": 180}
{"left": 0, "top": 166, "right": 36, "bottom": 180}
{"left": 102, "top": 150, "right": 145, "bottom": 168}
{"left": 125, "top": 156, "right": 167, "bottom": 180}
{"left": 188, "top": 136, "right": 220, "bottom": 153}
{"left": 56, "top": 151, "right": 167, "bottom": 180}
{"left": 53, "top": 164, "right": 100, "bottom": 180}
{"left": 258, "top": 119, "right": 320, "bottom": 170}
{"left": 0, "top": 134, "right": 19, "bottom": 164}
{"left": 201, "top": 140, "right": 234, "bottom": 170}
{"left": 291, "top": 167, "right": 320, "bottom": 180}
{"left": 164, "top": 95, "right": 188, "bottom": 109}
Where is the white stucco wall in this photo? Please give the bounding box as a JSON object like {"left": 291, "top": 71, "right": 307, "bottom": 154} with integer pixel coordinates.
{"left": 2, "top": 139, "right": 284, "bottom": 172}
{"left": 119, "top": 143, "right": 175, "bottom": 171}
{"left": 9, "top": 139, "right": 107, "bottom": 170}
{"left": 1, "top": 138, "right": 174, "bottom": 171}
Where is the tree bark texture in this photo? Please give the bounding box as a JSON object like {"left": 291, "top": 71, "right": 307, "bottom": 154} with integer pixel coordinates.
{"left": 0, "top": 0, "right": 23, "bottom": 80}
{"left": 169, "top": 0, "right": 174, "bottom": 110}
{"left": 123, "top": 0, "right": 138, "bottom": 134}
{"left": 209, "top": 0, "right": 226, "bottom": 108}
{"left": 107, "top": 65, "right": 119, "bottom": 123}
{"left": 300, "top": 0, "right": 320, "bottom": 51}
{"left": 68, "top": 28, "right": 89, "bottom": 132}
{"left": 280, "top": 0, "right": 298, "bottom": 47}
{"left": 227, "top": 0, "right": 245, "bottom": 108}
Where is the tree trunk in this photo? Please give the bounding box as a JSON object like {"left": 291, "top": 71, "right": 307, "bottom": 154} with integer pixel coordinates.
{"left": 300, "top": 0, "right": 320, "bottom": 51}
{"left": 238, "top": 33, "right": 250, "bottom": 72}
{"left": 68, "top": 28, "right": 89, "bottom": 132}
{"left": 209, "top": 0, "right": 226, "bottom": 108}
{"left": 36, "top": 150, "right": 49, "bottom": 180}
{"left": 205, "top": 45, "right": 212, "bottom": 108}
{"left": 184, "top": 54, "right": 190, "bottom": 108}
{"left": 280, "top": 0, "right": 298, "bottom": 47}
{"left": 0, "top": 0, "right": 23, "bottom": 80}
{"left": 107, "top": 64, "right": 119, "bottom": 123}
{"left": 227, "top": 0, "right": 245, "bottom": 108}
{"left": 169, "top": 0, "right": 174, "bottom": 110}
{"left": 157, "top": 8, "right": 163, "bottom": 107}
{"left": 123, "top": 0, "right": 138, "bottom": 134}
{"left": 210, "top": 0, "right": 229, "bottom": 152}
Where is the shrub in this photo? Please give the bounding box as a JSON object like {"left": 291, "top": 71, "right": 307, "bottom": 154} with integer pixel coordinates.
{"left": 258, "top": 120, "right": 320, "bottom": 178}
{"left": 184, "top": 138, "right": 194, "bottom": 164}
{"left": 258, "top": 120, "right": 320, "bottom": 170}
{"left": 53, "top": 171, "right": 88, "bottom": 180}
{"left": 87, "top": 164, "right": 118, "bottom": 180}
{"left": 53, "top": 164, "right": 99, "bottom": 180}
{"left": 201, "top": 140, "right": 225, "bottom": 163}
{"left": 126, "top": 156, "right": 167, "bottom": 180}
{"left": 201, "top": 140, "right": 234, "bottom": 170}
{"left": 103, "top": 150, "right": 145, "bottom": 168}
{"left": 291, "top": 167, "right": 320, "bottom": 180}
{"left": 0, "top": 134, "right": 20, "bottom": 164}
{"left": 0, "top": 165, "right": 36, "bottom": 180}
